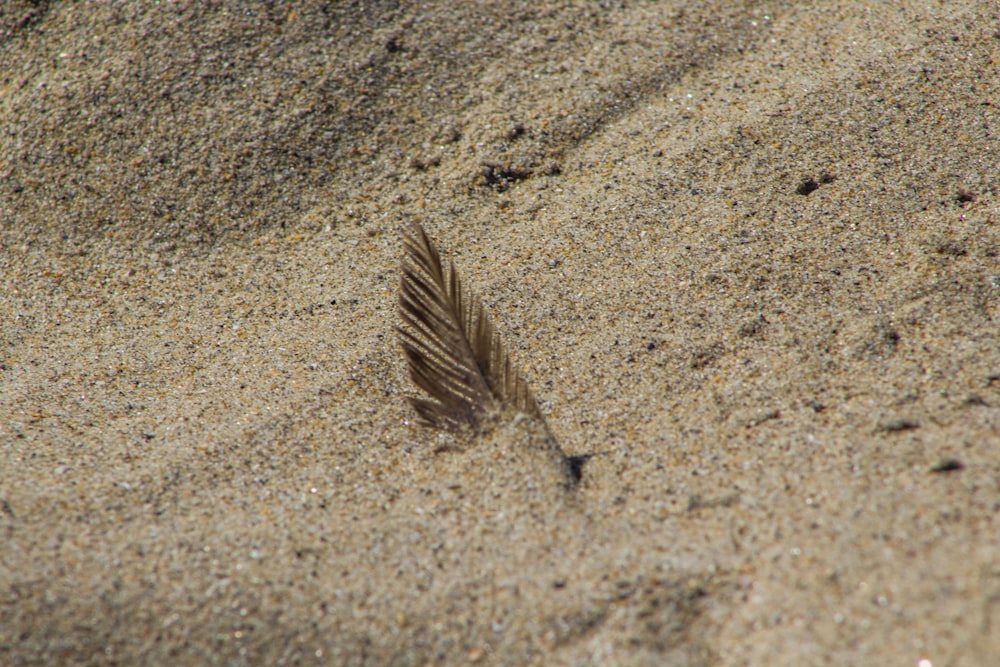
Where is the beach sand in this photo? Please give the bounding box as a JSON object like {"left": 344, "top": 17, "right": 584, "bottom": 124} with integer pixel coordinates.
{"left": 2, "top": 1, "right": 998, "bottom": 664}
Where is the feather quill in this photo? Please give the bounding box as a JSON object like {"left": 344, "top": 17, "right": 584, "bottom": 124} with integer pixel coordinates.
{"left": 397, "top": 222, "right": 546, "bottom": 432}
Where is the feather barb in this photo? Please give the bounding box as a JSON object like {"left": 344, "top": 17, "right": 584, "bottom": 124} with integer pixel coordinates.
{"left": 397, "top": 223, "right": 545, "bottom": 432}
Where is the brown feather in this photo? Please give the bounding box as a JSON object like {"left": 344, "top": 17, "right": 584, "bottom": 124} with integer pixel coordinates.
{"left": 397, "top": 222, "right": 545, "bottom": 432}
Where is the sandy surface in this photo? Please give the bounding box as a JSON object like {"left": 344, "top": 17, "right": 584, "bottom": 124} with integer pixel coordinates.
{"left": 2, "top": 1, "right": 999, "bottom": 664}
